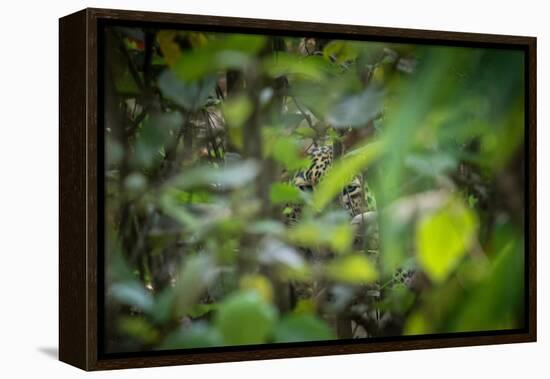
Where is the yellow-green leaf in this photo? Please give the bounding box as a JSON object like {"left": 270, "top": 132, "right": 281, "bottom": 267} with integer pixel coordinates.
{"left": 270, "top": 183, "right": 302, "bottom": 204}
{"left": 222, "top": 95, "right": 252, "bottom": 128}
{"left": 157, "top": 31, "right": 180, "bottom": 66}
{"left": 325, "top": 254, "right": 379, "bottom": 284}
{"left": 313, "top": 141, "right": 384, "bottom": 210}
{"left": 415, "top": 198, "right": 478, "bottom": 283}
{"left": 239, "top": 274, "right": 274, "bottom": 302}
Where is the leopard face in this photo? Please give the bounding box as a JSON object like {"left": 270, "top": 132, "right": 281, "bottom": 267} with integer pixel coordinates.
{"left": 284, "top": 144, "right": 372, "bottom": 222}
{"left": 341, "top": 177, "right": 363, "bottom": 217}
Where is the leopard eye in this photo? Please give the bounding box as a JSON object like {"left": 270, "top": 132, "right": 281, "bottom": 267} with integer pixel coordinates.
{"left": 299, "top": 185, "right": 313, "bottom": 192}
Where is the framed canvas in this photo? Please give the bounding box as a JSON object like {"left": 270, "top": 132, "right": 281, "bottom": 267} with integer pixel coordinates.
{"left": 59, "top": 8, "right": 537, "bottom": 371}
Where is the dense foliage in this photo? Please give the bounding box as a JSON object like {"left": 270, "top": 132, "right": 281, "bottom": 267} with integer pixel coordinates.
{"left": 104, "top": 27, "right": 525, "bottom": 353}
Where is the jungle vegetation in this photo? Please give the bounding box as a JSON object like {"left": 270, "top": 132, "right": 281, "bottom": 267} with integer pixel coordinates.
{"left": 103, "top": 26, "right": 526, "bottom": 353}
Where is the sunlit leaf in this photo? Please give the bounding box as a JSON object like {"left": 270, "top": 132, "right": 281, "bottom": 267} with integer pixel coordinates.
{"left": 323, "top": 41, "right": 359, "bottom": 64}
{"left": 157, "top": 30, "right": 180, "bottom": 66}
{"left": 270, "top": 182, "right": 301, "bottom": 204}
{"left": 270, "top": 137, "right": 310, "bottom": 171}
{"left": 240, "top": 274, "right": 274, "bottom": 302}
{"left": 403, "top": 311, "right": 431, "bottom": 336}
{"left": 222, "top": 95, "right": 253, "bottom": 128}
{"left": 415, "top": 198, "right": 478, "bottom": 283}
{"left": 325, "top": 254, "right": 379, "bottom": 284}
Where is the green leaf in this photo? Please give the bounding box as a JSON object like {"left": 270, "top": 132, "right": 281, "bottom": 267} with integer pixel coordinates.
{"left": 415, "top": 198, "right": 478, "bottom": 283}
{"left": 171, "top": 35, "right": 266, "bottom": 81}
{"left": 173, "top": 255, "right": 218, "bottom": 316}
{"left": 329, "top": 224, "right": 353, "bottom": 254}
{"left": 323, "top": 41, "right": 359, "bottom": 64}
{"left": 325, "top": 254, "right": 379, "bottom": 284}
{"left": 273, "top": 314, "right": 334, "bottom": 343}
{"left": 158, "top": 69, "right": 216, "bottom": 110}
{"left": 170, "top": 160, "right": 260, "bottom": 190}
{"left": 263, "top": 53, "right": 332, "bottom": 80}
{"left": 270, "top": 137, "right": 310, "bottom": 171}
{"left": 160, "top": 322, "right": 223, "bottom": 349}
{"left": 270, "top": 182, "right": 301, "bottom": 204}
{"left": 215, "top": 290, "right": 278, "bottom": 345}
{"left": 222, "top": 95, "right": 253, "bottom": 128}
{"left": 326, "top": 87, "right": 383, "bottom": 127}
{"left": 404, "top": 152, "right": 457, "bottom": 178}
{"left": 286, "top": 213, "right": 354, "bottom": 254}
{"left": 448, "top": 226, "right": 524, "bottom": 332}
{"left": 312, "top": 141, "right": 384, "bottom": 210}
{"left": 135, "top": 111, "right": 182, "bottom": 167}
{"left": 118, "top": 316, "right": 159, "bottom": 344}
{"left": 110, "top": 282, "right": 154, "bottom": 312}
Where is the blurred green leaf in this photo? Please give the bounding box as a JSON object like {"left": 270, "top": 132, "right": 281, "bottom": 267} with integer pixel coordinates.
{"left": 171, "top": 35, "right": 266, "bottom": 81}
{"left": 173, "top": 255, "right": 218, "bottom": 316}
{"left": 273, "top": 314, "right": 334, "bottom": 343}
{"left": 323, "top": 41, "right": 359, "bottom": 64}
{"left": 404, "top": 152, "right": 457, "bottom": 178}
{"left": 160, "top": 322, "right": 223, "bottom": 349}
{"left": 135, "top": 111, "right": 182, "bottom": 167}
{"left": 326, "top": 87, "right": 383, "bottom": 127}
{"left": 110, "top": 282, "right": 154, "bottom": 312}
{"left": 170, "top": 160, "right": 260, "bottom": 190}
{"left": 325, "top": 254, "right": 379, "bottom": 284}
{"left": 222, "top": 95, "right": 253, "bottom": 128}
{"left": 264, "top": 53, "right": 333, "bottom": 80}
{"left": 215, "top": 290, "right": 278, "bottom": 345}
{"left": 270, "top": 137, "right": 310, "bottom": 171}
{"left": 416, "top": 198, "right": 478, "bottom": 283}
{"left": 270, "top": 182, "right": 301, "bottom": 204}
{"left": 118, "top": 316, "right": 159, "bottom": 344}
{"left": 448, "top": 228, "right": 524, "bottom": 332}
{"left": 286, "top": 213, "right": 354, "bottom": 254}
{"left": 158, "top": 70, "right": 216, "bottom": 110}
{"left": 240, "top": 274, "right": 274, "bottom": 302}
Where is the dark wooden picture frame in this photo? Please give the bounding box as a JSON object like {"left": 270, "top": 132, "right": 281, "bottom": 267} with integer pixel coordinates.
{"left": 59, "top": 7, "right": 537, "bottom": 371}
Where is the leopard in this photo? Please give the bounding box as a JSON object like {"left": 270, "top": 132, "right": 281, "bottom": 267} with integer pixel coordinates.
{"left": 285, "top": 143, "right": 374, "bottom": 224}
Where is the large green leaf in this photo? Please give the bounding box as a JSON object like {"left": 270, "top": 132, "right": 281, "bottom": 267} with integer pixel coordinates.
{"left": 270, "top": 136, "right": 310, "bottom": 171}
{"left": 326, "top": 87, "right": 383, "bottom": 127}
{"left": 215, "top": 290, "right": 278, "bottom": 345}
{"left": 273, "top": 314, "right": 334, "bottom": 343}
{"left": 415, "top": 198, "right": 478, "bottom": 283}
{"left": 270, "top": 182, "right": 301, "bottom": 204}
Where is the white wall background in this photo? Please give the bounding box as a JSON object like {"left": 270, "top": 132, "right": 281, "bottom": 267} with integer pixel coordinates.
{"left": 0, "top": 0, "right": 546, "bottom": 376}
